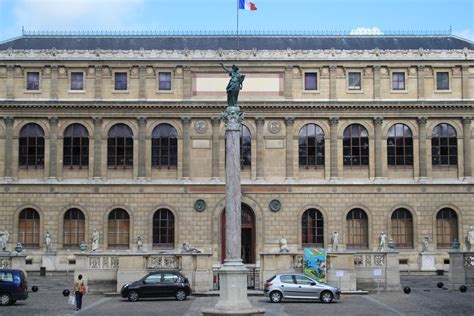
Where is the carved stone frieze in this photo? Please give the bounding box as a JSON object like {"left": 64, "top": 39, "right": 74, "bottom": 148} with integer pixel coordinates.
{"left": 0, "top": 258, "right": 11, "bottom": 269}
{"left": 147, "top": 255, "right": 179, "bottom": 269}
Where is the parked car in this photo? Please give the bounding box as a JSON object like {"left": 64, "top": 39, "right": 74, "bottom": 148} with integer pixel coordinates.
{"left": 263, "top": 273, "right": 340, "bottom": 303}
{"left": 120, "top": 271, "right": 191, "bottom": 302}
{"left": 0, "top": 269, "right": 28, "bottom": 306}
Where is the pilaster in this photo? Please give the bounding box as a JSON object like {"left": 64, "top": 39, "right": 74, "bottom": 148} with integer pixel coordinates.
{"left": 94, "top": 66, "right": 102, "bottom": 100}
{"left": 138, "top": 65, "right": 147, "bottom": 100}
{"left": 137, "top": 117, "right": 147, "bottom": 178}
{"left": 285, "top": 117, "right": 295, "bottom": 179}
{"left": 417, "top": 117, "right": 428, "bottom": 178}
{"left": 329, "top": 65, "right": 337, "bottom": 100}
{"left": 3, "top": 116, "right": 14, "bottom": 178}
{"left": 417, "top": 65, "right": 425, "bottom": 100}
{"left": 48, "top": 117, "right": 59, "bottom": 178}
{"left": 329, "top": 117, "right": 339, "bottom": 179}
{"left": 211, "top": 117, "right": 221, "bottom": 180}
{"left": 373, "top": 65, "right": 381, "bottom": 100}
{"left": 50, "top": 65, "right": 58, "bottom": 100}
{"left": 92, "top": 117, "right": 103, "bottom": 178}
{"left": 255, "top": 117, "right": 265, "bottom": 180}
{"left": 462, "top": 117, "right": 472, "bottom": 178}
{"left": 373, "top": 117, "right": 384, "bottom": 178}
{"left": 181, "top": 117, "right": 192, "bottom": 179}
{"left": 462, "top": 65, "right": 470, "bottom": 100}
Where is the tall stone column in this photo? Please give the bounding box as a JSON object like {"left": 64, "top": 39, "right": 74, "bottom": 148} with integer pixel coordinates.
{"left": 285, "top": 117, "right": 295, "bottom": 180}
{"left": 329, "top": 117, "right": 339, "bottom": 179}
{"left": 374, "top": 117, "right": 384, "bottom": 178}
{"left": 3, "top": 117, "right": 14, "bottom": 178}
{"left": 417, "top": 65, "right": 425, "bottom": 100}
{"left": 462, "top": 117, "right": 472, "bottom": 178}
{"left": 255, "top": 117, "right": 265, "bottom": 180}
{"left": 92, "top": 117, "right": 103, "bottom": 179}
{"left": 329, "top": 65, "right": 337, "bottom": 100}
{"left": 137, "top": 117, "right": 147, "bottom": 178}
{"left": 181, "top": 117, "right": 191, "bottom": 180}
{"left": 211, "top": 117, "right": 221, "bottom": 180}
{"left": 48, "top": 117, "right": 59, "bottom": 178}
{"left": 417, "top": 117, "right": 428, "bottom": 178}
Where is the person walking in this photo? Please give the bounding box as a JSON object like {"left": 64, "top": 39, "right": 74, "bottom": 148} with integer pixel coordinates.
{"left": 72, "top": 274, "right": 86, "bottom": 311}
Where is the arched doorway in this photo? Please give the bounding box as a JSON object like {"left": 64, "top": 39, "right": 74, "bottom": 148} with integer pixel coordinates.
{"left": 221, "top": 204, "right": 256, "bottom": 264}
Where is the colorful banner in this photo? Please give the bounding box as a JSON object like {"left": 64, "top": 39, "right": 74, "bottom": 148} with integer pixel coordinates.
{"left": 303, "top": 248, "right": 327, "bottom": 283}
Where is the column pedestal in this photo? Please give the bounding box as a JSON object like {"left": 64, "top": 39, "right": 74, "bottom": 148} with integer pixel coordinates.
{"left": 419, "top": 252, "right": 436, "bottom": 271}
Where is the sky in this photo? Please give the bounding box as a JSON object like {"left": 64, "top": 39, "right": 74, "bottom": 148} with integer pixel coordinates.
{"left": 0, "top": 0, "right": 473, "bottom": 42}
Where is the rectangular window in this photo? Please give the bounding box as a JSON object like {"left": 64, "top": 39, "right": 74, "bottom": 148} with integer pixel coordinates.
{"left": 27, "top": 72, "right": 40, "bottom": 90}
{"left": 114, "top": 72, "right": 128, "bottom": 90}
{"left": 304, "top": 72, "right": 318, "bottom": 90}
{"left": 70, "top": 72, "right": 84, "bottom": 90}
{"left": 436, "top": 72, "right": 449, "bottom": 90}
{"left": 348, "top": 72, "right": 361, "bottom": 90}
{"left": 392, "top": 72, "right": 405, "bottom": 90}
{"left": 159, "top": 72, "right": 172, "bottom": 90}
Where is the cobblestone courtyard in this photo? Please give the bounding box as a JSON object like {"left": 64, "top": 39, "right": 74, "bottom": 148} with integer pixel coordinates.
{"left": 0, "top": 275, "right": 473, "bottom": 316}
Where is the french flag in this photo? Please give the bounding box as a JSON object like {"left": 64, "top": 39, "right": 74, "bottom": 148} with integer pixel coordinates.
{"left": 239, "top": 0, "right": 257, "bottom": 11}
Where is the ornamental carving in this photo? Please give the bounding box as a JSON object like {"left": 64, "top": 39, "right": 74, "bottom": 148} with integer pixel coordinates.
{"left": 293, "top": 255, "right": 303, "bottom": 268}
{"left": 464, "top": 254, "right": 474, "bottom": 267}
{"left": 269, "top": 199, "right": 282, "bottom": 212}
{"left": 89, "top": 257, "right": 100, "bottom": 269}
{"left": 354, "top": 255, "right": 363, "bottom": 266}
{"left": 417, "top": 117, "right": 428, "bottom": 125}
{"left": 222, "top": 106, "right": 244, "bottom": 131}
{"left": 148, "top": 256, "right": 179, "bottom": 269}
{"left": 194, "top": 199, "right": 207, "bottom": 212}
{"left": 194, "top": 120, "right": 208, "bottom": 134}
{"left": 374, "top": 255, "right": 385, "bottom": 266}
{"left": 268, "top": 121, "right": 281, "bottom": 134}
{"left": 365, "top": 255, "right": 372, "bottom": 266}
{"left": 89, "top": 256, "right": 119, "bottom": 269}
{"left": 462, "top": 117, "right": 472, "bottom": 125}
{"left": 0, "top": 259, "right": 11, "bottom": 269}
{"left": 329, "top": 117, "right": 339, "bottom": 127}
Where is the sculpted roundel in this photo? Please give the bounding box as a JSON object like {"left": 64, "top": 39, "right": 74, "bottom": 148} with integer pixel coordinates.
{"left": 194, "top": 120, "right": 208, "bottom": 134}
{"left": 268, "top": 121, "right": 281, "bottom": 134}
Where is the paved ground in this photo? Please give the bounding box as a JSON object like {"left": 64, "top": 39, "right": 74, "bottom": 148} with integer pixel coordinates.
{"left": 0, "top": 275, "right": 473, "bottom": 315}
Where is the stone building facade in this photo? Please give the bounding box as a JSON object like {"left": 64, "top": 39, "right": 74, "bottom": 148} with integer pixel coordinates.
{"left": 0, "top": 33, "right": 473, "bottom": 275}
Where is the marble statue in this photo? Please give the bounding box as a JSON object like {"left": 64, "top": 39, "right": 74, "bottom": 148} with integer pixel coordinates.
{"left": 0, "top": 230, "right": 9, "bottom": 251}
{"left": 180, "top": 242, "right": 202, "bottom": 254}
{"left": 136, "top": 235, "right": 143, "bottom": 253}
{"left": 45, "top": 231, "right": 53, "bottom": 252}
{"left": 467, "top": 226, "right": 474, "bottom": 251}
{"left": 279, "top": 238, "right": 290, "bottom": 253}
{"left": 377, "top": 231, "right": 386, "bottom": 252}
{"left": 91, "top": 229, "right": 99, "bottom": 252}
{"left": 331, "top": 231, "right": 340, "bottom": 252}
{"left": 219, "top": 63, "right": 245, "bottom": 107}
{"left": 422, "top": 236, "right": 431, "bottom": 252}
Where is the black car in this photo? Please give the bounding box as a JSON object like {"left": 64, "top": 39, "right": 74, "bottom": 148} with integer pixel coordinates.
{"left": 120, "top": 271, "right": 191, "bottom": 302}
{"left": 0, "top": 269, "right": 28, "bottom": 306}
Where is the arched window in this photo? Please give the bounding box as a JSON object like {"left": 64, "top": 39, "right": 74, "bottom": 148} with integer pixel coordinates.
{"left": 432, "top": 123, "right": 457, "bottom": 166}
{"left": 299, "top": 124, "right": 325, "bottom": 168}
{"left": 346, "top": 209, "right": 368, "bottom": 249}
{"left": 436, "top": 208, "right": 458, "bottom": 248}
{"left": 108, "top": 209, "right": 130, "bottom": 248}
{"left": 63, "top": 208, "right": 85, "bottom": 247}
{"left": 107, "top": 124, "right": 133, "bottom": 168}
{"left": 63, "top": 124, "right": 89, "bottom": 168}
{"left": 343, "top": 124, "right": 369, "bottom": 166}
{"left": 18, "top": 208, "right": 40, "bottom": 247}
{"left": 387, "top": 124, "right": 413, "bottom": 166}
{"left": 391, "top": 208, "right": 413, "bottom": 248}
{"left": 152, "top": 209, "right": 175, "bottom": 248}
{"left": 302, "top": 208, "right": 324, "bottom": 247}
{"left": 152, "top": 124, "right": 177, "bottom": 169}
{"left": 240, "top": 125, "right": 251, "bottom": 169}
{"left": 19, "top": 123, "right": 45, "bottom": 168}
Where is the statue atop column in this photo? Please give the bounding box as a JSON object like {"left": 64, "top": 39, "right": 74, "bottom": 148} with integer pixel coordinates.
{"left": 467, "top": 226, "right": 474, "bottom": 251}
{"left": 220, "top": 63, "right": 245, "bottom": 108}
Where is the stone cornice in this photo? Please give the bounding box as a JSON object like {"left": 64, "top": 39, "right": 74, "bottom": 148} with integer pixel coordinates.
{"left": 0, "top": 48, "right": 472, "bottom": 62}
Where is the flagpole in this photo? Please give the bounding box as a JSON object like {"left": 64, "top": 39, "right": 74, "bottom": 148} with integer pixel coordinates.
{"left": 237, "top": 0, "right": 240, "bottom": 50}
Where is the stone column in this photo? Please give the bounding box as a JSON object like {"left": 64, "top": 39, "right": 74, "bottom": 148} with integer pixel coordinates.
{"left": 285, "top": 117, "right": 295, "bottom": 180}
{"left": 373, "top": 117, "right": 384, "bottom": 178}
{"left": 183, "top": 66, "right": 192, "bottom": 99}
{"left": 284, "top": 66, "right": 293, "bottom": 99}
{"left": 373, "top": 65, "right": 381, "bottom": 100}
{"left": 211, "top": 117, "right": 221, "bottom": 180}
{"left": 6, "top": 65, "right": 14, "bottom": 99}
{"left": 3, "top": 117, "right": 14, "bottom": 178}
{"left": 255, "top": 117, "right": 265, "bottom": 180}
{"left": 417, "top": 117, "right": 428, "bottom": 178}
{"left": 137, "top": 117, "right": 147, "bottom": 178}
{"left": 50, "top": 65, "right": 58, "bottom": 100}
{"left": 329, "top": 117, "right": 339, "bottom": 179}
{"left": 417, "top": 65, "right": 425, "bottom": 100}
{"left": 138, "top": 65, "right": 147, "bottom": 100}
{"left": 463, "top": 117, "right": 472, "bottom": 178}
{"left": 181, "top": 117, "right": 191, "bottom": 179}
{"left": 94, "top": 66, "right": 102, "bottom": 100}
{"left": 462, "top": 65, "right": 470, "bottom": 100}
{"left": 48, "top": 117, "right": 59, "bottom": 178}
{"left": 92, "top": 117, "right": 103, "bottom": 179}
{"left": 329, "top": 65, "right": 337, "bottom": 100}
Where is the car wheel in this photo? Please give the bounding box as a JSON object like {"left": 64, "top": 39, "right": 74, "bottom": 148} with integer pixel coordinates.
{"left": 175, "top": 289, "right": 187, "bottom": 301}
{"left": 0, "top": 293, "right": 12, "bottom": 306}
{"left": 269, "top": 290, "right": 282, "bottom": 303}
{"left": 320, "top": 291, "right": 333, "bottom": 303}
{"left": 127, "top": 290, "right": 139, "bottom": 302}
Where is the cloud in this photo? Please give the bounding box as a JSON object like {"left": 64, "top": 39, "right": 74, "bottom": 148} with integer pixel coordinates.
{"left": 13, "top": 0, "right": 146, "bottom": 32}
{"left": 455, "top": 29, "right": 474, "bottom": 41}
{"left": 350, "top": 27, "right": 384, "bottom": 35}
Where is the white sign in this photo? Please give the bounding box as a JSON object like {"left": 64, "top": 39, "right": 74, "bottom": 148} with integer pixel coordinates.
{"left": 336, "top": 270, "right": 345, "bottom": 277}
{"left": 373, "top": 269, "right": 382, "bottom": 276}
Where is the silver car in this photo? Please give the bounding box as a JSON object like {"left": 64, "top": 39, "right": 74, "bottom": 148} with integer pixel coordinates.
{"left": 263, "top": 273, "right": 340, "bottom": 303}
